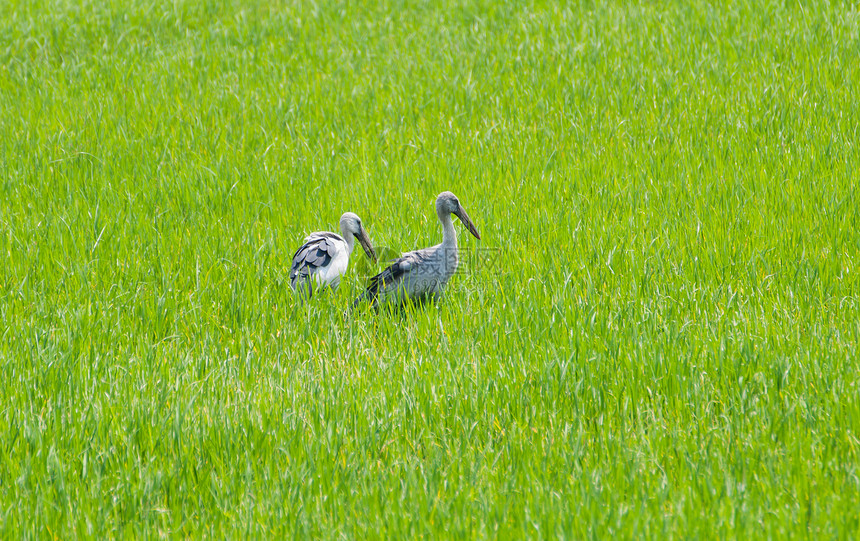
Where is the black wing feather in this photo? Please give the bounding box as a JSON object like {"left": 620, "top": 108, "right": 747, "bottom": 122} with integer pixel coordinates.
{"left": 290, "top": 234, "right": 341, "bottom": 286}
{"left": 354, "top": 249, "right": 432, "bottom": 307}
{"left": 366, "top": 258, "right": 408, "bottom": 294}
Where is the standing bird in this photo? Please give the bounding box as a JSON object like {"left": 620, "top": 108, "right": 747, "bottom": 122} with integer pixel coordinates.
{"left": 354, "top": 191, "right": 480, "bottom": 307}
{"left": 290, "top": 212, "right": 376, "bottom": 296}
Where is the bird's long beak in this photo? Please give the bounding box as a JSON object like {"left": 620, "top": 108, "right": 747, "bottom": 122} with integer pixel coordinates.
{"left": 456, "top": 205, "right": 481, "bottom": 240}
{"left": 358, "top": 228, "right": 377, "bottom": 261}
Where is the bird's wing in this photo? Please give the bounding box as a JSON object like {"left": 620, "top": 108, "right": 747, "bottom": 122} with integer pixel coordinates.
{"left": 359, "top": 248, "right": 434, "bottom": 304}
{"left": 289, "top": 232, "right": 344, "bottom": 286}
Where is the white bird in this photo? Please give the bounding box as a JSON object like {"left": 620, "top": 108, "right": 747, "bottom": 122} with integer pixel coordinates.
{"left": 354, "top": 191, "right": 480, "bottom": 307}
{"left": 290, "top": 212, "right": 376, "bottom": 296}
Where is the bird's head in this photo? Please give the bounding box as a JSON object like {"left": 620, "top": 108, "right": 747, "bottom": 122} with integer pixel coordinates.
{"left": 436, "top": 191, "right": 481, "bottom": 240}
{"left": 340, "top": 212, "right": 377, "bottom": 261}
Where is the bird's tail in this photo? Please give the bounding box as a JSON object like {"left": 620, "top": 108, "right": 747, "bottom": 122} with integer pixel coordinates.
{"left": 350, "top": 286, "right": 377, "bottom": 310}
{"left": 290, "top": 275, "right": 315, "bottom": 302}
{"left": 350, "top": 269, "right": 393, "bottom": 313}
{"left": 343, "top": 288, "right": 373, "bottom": 320}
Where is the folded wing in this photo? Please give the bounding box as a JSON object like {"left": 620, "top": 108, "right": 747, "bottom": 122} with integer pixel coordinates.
{"left": 290, "top": 232, "right": 344, "bottom": 293}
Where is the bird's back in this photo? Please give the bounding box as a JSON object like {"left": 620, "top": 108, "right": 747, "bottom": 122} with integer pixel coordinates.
{"left": 359, "top": 242, "right": 458, "bottom": 305}
{"left": 290, "top": 232, "right": 349, "bottom": 294}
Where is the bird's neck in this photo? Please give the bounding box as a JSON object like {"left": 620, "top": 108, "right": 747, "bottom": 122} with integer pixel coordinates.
{"left": 340, "top": 227, "right": 356, "bottom": 254}
{"left": 439, "top": 211, "right": 457, "bottom": 248}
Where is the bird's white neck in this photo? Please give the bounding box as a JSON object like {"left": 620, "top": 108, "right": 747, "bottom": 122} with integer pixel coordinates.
{"left": 439, "top": 211, "right": 457, "bottom": 248}
{"left": 341, "top": 227, "right": 356, "bottom": 254}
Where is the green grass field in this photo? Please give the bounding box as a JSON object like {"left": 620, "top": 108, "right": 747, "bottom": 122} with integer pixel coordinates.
{"left": 1, "top": 0, "right": 859, "bottom": 537}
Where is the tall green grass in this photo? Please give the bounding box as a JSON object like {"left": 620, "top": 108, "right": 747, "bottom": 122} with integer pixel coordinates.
{"left": 1, "top": 0, "right": 858, "bottom": 537}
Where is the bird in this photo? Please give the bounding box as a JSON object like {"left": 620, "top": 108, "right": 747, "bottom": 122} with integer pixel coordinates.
{"left": 289, "top": 212, "right": 377, "bottom": 296}
{"left": 354, "top": 191, "right": 480, "bottom": 308}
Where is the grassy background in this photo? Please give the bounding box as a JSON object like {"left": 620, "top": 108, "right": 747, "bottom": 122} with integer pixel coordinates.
{"left": 1, "top": 0, "right": 859, "bottom": 537}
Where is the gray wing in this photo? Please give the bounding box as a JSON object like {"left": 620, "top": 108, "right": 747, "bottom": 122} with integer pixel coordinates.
{"left": 289, "top": 232, "right": 343, "bottom": 291}
{"left": 358, "top": 248, "right": 434, "bottom": 304}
